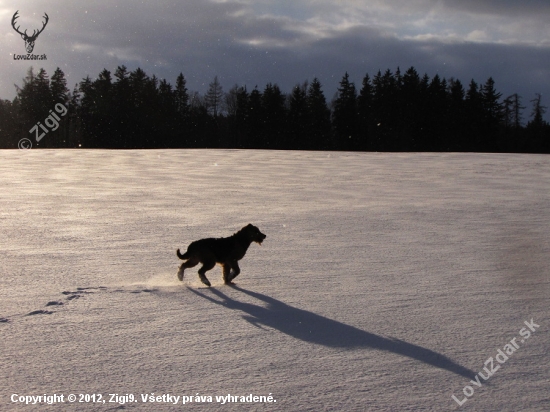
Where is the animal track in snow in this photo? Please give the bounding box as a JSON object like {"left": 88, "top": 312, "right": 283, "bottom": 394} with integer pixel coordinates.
{"left": 2, "top": 285, "right": 157, "bottom": 323}
{"left": 46, "top": 301, "right": 64, "bottom": 306}
{"left": 26, "top": 310, "right": 54, "bottom": 316}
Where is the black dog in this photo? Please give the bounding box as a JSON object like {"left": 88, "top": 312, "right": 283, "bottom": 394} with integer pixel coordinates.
{"left": 177, "top": 224, "right": 266, "bottom": 287}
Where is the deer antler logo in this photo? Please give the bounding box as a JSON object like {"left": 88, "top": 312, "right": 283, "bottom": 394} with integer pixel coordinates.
{"left": 11, "top": 10, "right": 49, "bottom": 54}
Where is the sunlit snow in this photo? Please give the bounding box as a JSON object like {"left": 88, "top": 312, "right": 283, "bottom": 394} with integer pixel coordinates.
{"left": 1, "top": 149, "right": 548, "bottom": 411}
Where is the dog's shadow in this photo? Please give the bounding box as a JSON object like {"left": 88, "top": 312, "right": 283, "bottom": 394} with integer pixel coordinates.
{"left": 188, "top": 285, "right": 475, "bottom": 379}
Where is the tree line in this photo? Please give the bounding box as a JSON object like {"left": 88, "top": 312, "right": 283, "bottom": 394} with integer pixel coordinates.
{"left": 0, "top": 65, "right": 548, "bottom": 152}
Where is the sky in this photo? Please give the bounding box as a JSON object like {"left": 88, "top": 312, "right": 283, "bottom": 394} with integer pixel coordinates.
{"left": 1, "top": 0, "right": 549, "bottom": 121}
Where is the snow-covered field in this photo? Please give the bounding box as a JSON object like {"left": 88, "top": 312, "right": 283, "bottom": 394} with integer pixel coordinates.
{"left": 1, "top": 149, "right": 548, "bottom": 411}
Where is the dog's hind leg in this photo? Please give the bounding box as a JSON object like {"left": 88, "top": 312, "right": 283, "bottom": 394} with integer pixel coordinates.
{"left": 228, "top": 261, "right": 241, "bottom": 282}
{"left": 198, "top": 260, "right": 215, "bottom": 287}
{"left": 178, "top": 258, "right": 199, "bottom": 281}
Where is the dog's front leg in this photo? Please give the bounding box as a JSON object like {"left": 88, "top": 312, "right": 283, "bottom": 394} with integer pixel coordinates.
{"left": 222, "top": 264, "right": 232, "bottom": 284}
{"left": 229, "top": 261, "right": 241, "bottom": 282}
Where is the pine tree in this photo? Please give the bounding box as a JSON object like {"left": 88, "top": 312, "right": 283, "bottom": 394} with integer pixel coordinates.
{"left": 114, "top": 65, "right": 130, "bottom": 97}
{"left": 501, "top": 94, "right": 525, "bottom": 151}
{"left": 50, "top": 68, "right": 69, "bottom": 105}
{"left": 173, "top": 73, "right": 190, "bottom": 147}
{"left": 205, "top": 76, "right": 224, "bottom": 118}
{"left": 261, "top": 83, "right": 286, "bottom": 148}
{"left": 332, "top": 72, "right": 357, "bottom": 150}
{"left": 401, "top": 67, "right": 422, "bottom": 150}
{"left": 0, "top": 99, "right": 22, "bottom": 147}
{"left": 93, "top": 69, "right": 115, "bottom": 147}
{"left": 232, "top": 86, "right": 250, "bottom": 148}
{"left": 108, "top": 66, "right": 130, "bottom": 148}
{"left": 288, "top": 82, "right": 308, "bottom": 149}
{"left": 248, "top": 86, "right": 263, "bottom": 148}
{"left": 426, "top": 74, "right": 449, "bottom": 150}
{"left": 129, "top": 68, "right": 149, "bottom": 108}
{"left": 125, "top": 68, "right": 152, "bottom": 148}
{"left": 528, "top": 93, "right": 547, "bottom": 128}
{"left": 49, "top": 68, "right": 70, "bottom": 147}
{"left": 372, "top": 69, "right": 398, "bottom": 150}
{"left": 447, "top": 78, "right": 466, "bottom": 151}
{"left": 222, "top": 84, "right": 241, "bottom": 148}
{"left": 15, "top": 67, "right": 52, "bottom": 147}
{"left": 465, "top": 79, "right": 483, "bottom": 150}
{"left": 306, "top": 78, "right": 331, "bottom": 150}
{"left": 225, "top": 85, "right": 239, "bottom": 118}
{"left": 175, "top": 73, "right": 189, "bottom": 116}
{"left": 481, "top": 78, "right": 503, "bottom": 124}
{"left": 511, "top": 94, "right": 524, "bottom": 129}
{"left": 480, "top": 77, "right": 503, "bottom": 151}
{"left": 526, "top": 93, "right": 549, "bottom": 152}
{"left": 357, "top": 74, "right": 374, "bottom": 150}
{"left": 35, "top": 68, "right": 52, "bottom": 112}
{"left": 156, "top": 79, "right": 176, "bottom": 147}
{"left": 77, "top": 75, "right": 94, "bottom": 146}
{"left": 15, "top": 67, "right": 38, "bottom": 127}
{"left": 67, "top": 84, "right": 82, "bottom": 147}
{"left": 392, "top": 67, "right": 405, "bottom": 147}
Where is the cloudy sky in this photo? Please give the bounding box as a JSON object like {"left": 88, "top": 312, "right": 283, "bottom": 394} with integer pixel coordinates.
{"left": 1, "top": 0, "right": 549, "bottom": 121}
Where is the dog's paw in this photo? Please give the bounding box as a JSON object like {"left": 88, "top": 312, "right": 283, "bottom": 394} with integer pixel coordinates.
{"left": 199, "top": 276, "right": 212, "bottom": 287}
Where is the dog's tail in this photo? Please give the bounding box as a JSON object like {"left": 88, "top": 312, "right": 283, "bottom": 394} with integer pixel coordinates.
{"left": 177, "top": 248, "right": 190, "bottom": 260}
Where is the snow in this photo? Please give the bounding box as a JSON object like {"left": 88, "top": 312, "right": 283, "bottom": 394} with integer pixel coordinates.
{"left": 1, "top": 149, "right": 549, "bottom": 411}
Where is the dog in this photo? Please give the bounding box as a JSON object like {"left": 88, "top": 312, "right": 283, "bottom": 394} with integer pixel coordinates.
{"left": 177, "top": 224, "right": 266, "bottom": 287}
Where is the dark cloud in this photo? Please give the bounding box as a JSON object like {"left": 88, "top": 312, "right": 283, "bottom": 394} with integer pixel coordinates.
{"left": 440, "top": 0, "right": 550, "bottom": 17}
{"left": 2, "top": 0, "right": 549, "bottom": 121}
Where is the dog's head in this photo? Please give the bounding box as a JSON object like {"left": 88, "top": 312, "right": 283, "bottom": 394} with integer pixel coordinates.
{"left": 243, "top": 223, "right": 266, "bottom": 245}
